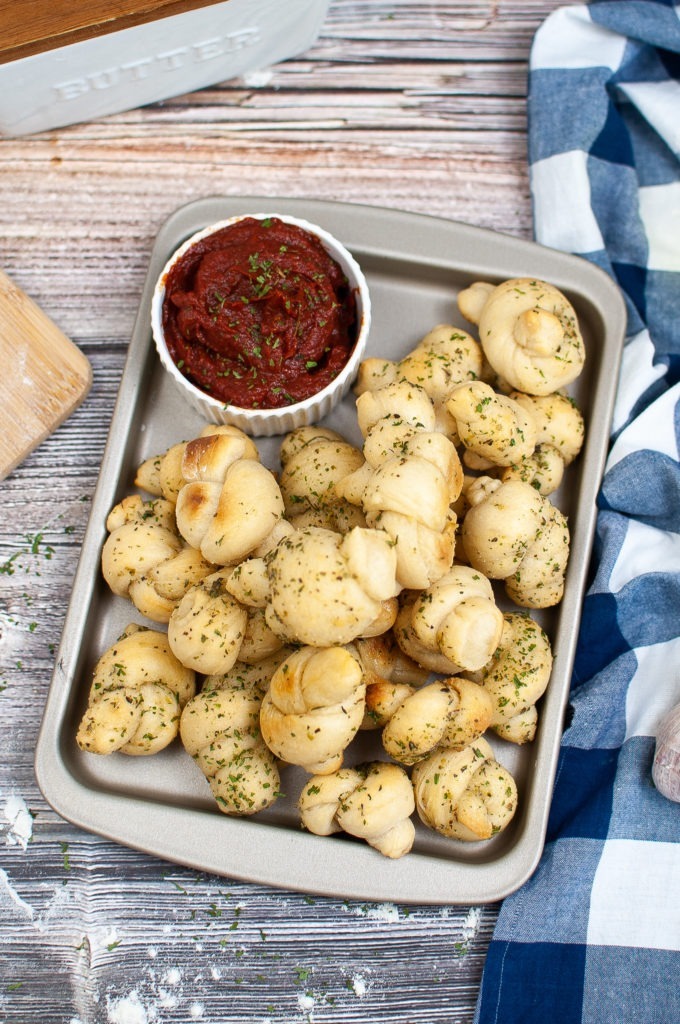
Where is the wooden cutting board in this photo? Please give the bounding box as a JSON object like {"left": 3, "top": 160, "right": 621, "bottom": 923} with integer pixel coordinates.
{"left": 0, "top": 269, "right": 92, "bottom": 480}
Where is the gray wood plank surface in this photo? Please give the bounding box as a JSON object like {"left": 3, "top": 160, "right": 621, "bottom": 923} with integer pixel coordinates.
{"left": 0, "top": 2, "right": 564, "bottom": 1020}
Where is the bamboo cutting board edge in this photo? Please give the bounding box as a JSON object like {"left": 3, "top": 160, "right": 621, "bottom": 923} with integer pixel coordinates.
{"left": 0, "top": 269, "right": 92, "bottom": 481}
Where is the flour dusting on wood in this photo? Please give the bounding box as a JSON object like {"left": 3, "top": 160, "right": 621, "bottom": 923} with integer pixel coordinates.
{"left": 342, "top": 900, "right": 401, "bottom": 922}
{"left": 3, "top": 792, "right": 33, "bottom": 849}
{"left": 106, "top": 990, "right": 150, "bottom": 1024}
{"left": 0, "top": 866, "right": 35, "bottom": 920}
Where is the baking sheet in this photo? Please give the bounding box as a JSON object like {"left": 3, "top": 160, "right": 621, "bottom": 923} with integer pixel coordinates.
{"left": 35, "top": 196, "right": 627, "bottom": 904}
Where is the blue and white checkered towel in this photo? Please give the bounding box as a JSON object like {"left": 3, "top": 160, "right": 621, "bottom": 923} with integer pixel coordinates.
{"left": 475, "top": 3, "right": 680, "bottom": 1021}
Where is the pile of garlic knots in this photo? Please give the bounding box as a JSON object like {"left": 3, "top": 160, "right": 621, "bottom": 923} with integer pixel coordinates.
{"left": 76, "top": 276, "right": 586, "bottom": 859}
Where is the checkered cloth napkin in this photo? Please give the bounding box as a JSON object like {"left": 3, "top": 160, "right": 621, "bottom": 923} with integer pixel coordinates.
{"left": 475, "top": 3, "right": 680, "bottom": 1021}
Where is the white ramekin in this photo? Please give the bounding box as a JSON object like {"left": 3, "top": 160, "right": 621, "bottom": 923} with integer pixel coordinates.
{"left": 151, "top": 213, "right": 371, "bottom": 437}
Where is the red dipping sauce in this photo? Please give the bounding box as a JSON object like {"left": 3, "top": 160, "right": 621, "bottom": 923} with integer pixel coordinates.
{"left": 161, "top": 216, "right": 358, "bottom": 410}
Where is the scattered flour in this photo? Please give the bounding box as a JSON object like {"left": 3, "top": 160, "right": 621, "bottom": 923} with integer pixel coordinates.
{"left": 106, "top": 990, "right": 151, "bottom": 1024}
{"left": 297, "top": 992, "right": 315, "bottom": 1013}
{"left": 461, "top": 907, "right": 481, "bottom": 943}
{"left": 33, "top": 879, "right": 77, "bottom": 934}
{"left": 0, "top": 871, "right": 87, "bottom": 944}
{"left": 189, "top": 1003, "right": 204, "bottom": 1019}
{"left": 0, "top": 866, "right": 34, "bottom": 920}
{"left": 3, "top": 793, "right": 34, "bottom": 849}
{"left": 105, "top": 962, "right": 188, "bottom": 1021}
{"left": 344, "top": 901, "right": 401, "bottom": 923}
{"left": 349, "top": 974, "right": 368, "bottom": 997}
{"left": 242, "top": 68, "right": 274, "bottom": 88}
{"left": 163, "top": 967, "right": 182, "bottom": 987}
{"left": 156, "top": 989, "right": 179, "bottom": 1011}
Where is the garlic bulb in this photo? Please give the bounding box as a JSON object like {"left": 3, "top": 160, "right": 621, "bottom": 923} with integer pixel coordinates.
{"left": 652, "top": 702, "right": 680, "bottom": 803}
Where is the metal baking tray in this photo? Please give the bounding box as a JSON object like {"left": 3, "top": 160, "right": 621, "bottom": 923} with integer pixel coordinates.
{"left": 35, "top": 196, "right": 626, "bottom": 904}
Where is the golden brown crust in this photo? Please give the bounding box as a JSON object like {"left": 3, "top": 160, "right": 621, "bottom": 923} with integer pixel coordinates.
{"left": 298, "top": 761, "right": 416, "bottom": 858}
{"left": 412, "top": 738, "right": 518, "bottom": 841}
{"left": 76, "top": 624, "right": 196, "bottom": 757}
{"left": 260, "top": 646, "right": 365, "bottom": 774}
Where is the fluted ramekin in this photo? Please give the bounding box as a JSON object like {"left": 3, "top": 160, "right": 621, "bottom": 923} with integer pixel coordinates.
{"left": 151, "top": 213, "right": 371, "bottom": 437}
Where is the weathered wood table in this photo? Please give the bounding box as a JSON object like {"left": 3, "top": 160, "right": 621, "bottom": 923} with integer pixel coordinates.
{"left": 0, "top": 3, "right": 566, "bottom": 1020}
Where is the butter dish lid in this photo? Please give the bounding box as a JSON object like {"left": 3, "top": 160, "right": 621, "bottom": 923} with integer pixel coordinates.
{"left": 0, "top": 0, "right": 223, "bottom": 63}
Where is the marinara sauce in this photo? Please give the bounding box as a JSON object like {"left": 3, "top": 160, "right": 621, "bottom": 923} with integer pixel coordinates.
{"left": 161, "top": 216, "right": 358, "bottom": 409}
